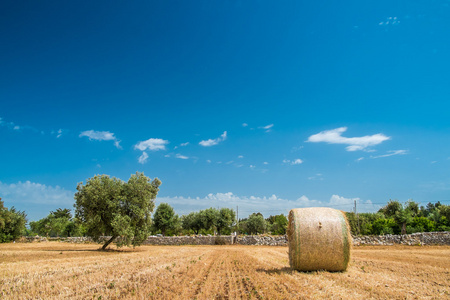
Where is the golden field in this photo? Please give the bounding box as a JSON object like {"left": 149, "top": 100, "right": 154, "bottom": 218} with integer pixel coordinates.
{"left": 0, "top": 243, "right": 449, "bottom": 299}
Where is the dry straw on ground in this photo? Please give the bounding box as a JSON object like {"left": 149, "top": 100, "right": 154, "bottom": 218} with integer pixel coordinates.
{"left": 1, "top": 243, "right": 449, "bottom": 299}
{"left": 288, "top": 207, "right": 352, "bottom": 271}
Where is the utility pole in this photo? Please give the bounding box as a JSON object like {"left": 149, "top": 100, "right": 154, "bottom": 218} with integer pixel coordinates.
{"left": 236, "top": 206, "right": 239, "bottom": 232}
{"left": 354, "top": 199, "right": 360, "bottom": 235}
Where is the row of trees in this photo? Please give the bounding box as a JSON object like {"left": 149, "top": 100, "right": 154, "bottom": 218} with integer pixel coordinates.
{"left": 23, "top": 199, "right": 450, "bottom": 239}
{"left": 346, "top": 200, "right": 450, "bottom": 235}
{"left": 152, "top": 207, "right": 288, "bottom": 236}
{"left": 2, "top": 173, "right": 450, "bottom": 249}
{"left": 25, "top": 203, "right": 287, "bottom": 237}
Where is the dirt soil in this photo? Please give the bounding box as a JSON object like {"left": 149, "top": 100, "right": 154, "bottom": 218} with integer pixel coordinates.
{"left": 0, "top": 243, "right": 449, "bottom": 299}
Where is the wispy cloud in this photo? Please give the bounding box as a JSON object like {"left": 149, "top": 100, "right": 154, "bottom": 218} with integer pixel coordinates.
{"left": 79, "top": 130, "right": 122, "bottom": 149}
{"left": 379, "top": 16, "right": 400, "bottom": 26}
{"left": 199, "top": 131, "right": 227, "bottom": 147}
{"left": 0, "top": 117, "right": 38, "bottom": 133}
{"left": 138, "top": 152, "right": 149, "bottom": 164}
{"left": 135, "top": 138, "right": 169, "bottom": 151}
{"left": 51, "top": 129, "right": 64, "bottom": 138}
{"left": 308, "top": 173, "right": 323, "bottom": 180}
{"left": 175, "top": 154, "right": 189, "bottom": 160}
{"left": 242, "top": 123, "right": 248, "bottom": 127}
{"left": 259, "top": 124, "right": 274, "bottom": 133}
{"left": 371, "top": 150, "right": 408, "bottom": 159}
{"left": 307, "top": 127, "right": 390, "bottom": 151}
{"left": 283, "top": 158, "right": 303, "bottom": 165}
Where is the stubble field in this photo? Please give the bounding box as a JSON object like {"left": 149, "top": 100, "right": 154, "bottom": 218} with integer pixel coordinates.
{"left": 0, "top": 243, "right": 449, "bottom": 299}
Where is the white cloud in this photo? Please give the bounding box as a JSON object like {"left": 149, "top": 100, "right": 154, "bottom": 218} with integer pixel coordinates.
{"left": 307, "top": 127, "right": 390, "bottom": 151}
{"left": 238, "top": 155, "right": 244, "bottom": 159}
{"left": 199, "top": 131, "right": 227, "bottom": 147}
{"left": 176, "top": 154, "right": 189, "bottom": 160}
{"left": 249, "top": 165, "right": 256, "bottom": 169}
{"left": 138, "top": 152, "right": 149, "bottom": 164}
{"left": 308, "top": 173, "right": 323, "bottom": 180}
{"left": 283, "top": 158, "right": 303, "bottom": 165}
{"left": 371, "top": 150, "right": 408, "bottom": 159}
{"left": 328, "top": 195, "right": 377, "bottom": 212}
{"left": 379, "top": 16, "right": 400, "bottom": 26}
{"left": 259, "top": 124, "right": 274, "bottom": 132}
{"left": 206, "top": 160, "right": 212, "bottom": 163}
{"left": 180, "top": 142, "right": 189, "bottom": 147}
{"left": 356, "top": 157, "right": 364, "bottom": 162}
{"left": 134, "top": 138, "right": 169, "bottom": 151}
{"left": 79, "top": 130, "right": 122, "bottom": 149}
{"left": 329, "top": 195, "right": 357, "bottom": 212}
{"left": 0, "top": 181, "right": 73, "bottom": 205}
{"left": 156, "top": 193, "right": 380, "bottom": 217}
{"left": 263, "top": 162, "right": 269, "bottom": 165}
{"left": 242, "top": 123, "right": 248, "bottom": 127}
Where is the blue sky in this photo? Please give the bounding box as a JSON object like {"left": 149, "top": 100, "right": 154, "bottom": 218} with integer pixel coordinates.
{"left": 1, "top": 1, "right": 450, "bottom": 221}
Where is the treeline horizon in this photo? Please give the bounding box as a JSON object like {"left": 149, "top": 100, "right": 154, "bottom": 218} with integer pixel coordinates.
{"left": 2, "top": 198, "right": 449, "bottom": 242}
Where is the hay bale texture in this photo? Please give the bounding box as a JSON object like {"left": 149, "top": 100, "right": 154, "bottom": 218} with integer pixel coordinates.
{"left": 287, "top": 207, "right": 352, "bottom": 272}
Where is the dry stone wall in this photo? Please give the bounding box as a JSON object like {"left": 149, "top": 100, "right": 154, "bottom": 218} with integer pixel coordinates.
{"left": 20, "top": 231, "right": 450, "bottom": 246}
{"left": 353, "top": 231, "right": 450, "bottom": 246}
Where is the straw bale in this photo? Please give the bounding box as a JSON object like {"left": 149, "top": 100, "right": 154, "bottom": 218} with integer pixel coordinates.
{"left": 287, "top": 207, "right": 352, "bottom": 272}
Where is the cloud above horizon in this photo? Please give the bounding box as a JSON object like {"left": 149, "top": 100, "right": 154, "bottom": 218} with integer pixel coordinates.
{"left": 0, "top": 181, "right": 73, "bottom": 206}
{"left": 307, "top": 127, "right": 390, "bottom": 151}
{"left": 79, "top": 130, "right": 121, "bottom": 149}
{"left": 199, "top": 131, "right": 227, "bottom": 147}
{"left": 156, "top": 193, "right": 380, "bottom": 216}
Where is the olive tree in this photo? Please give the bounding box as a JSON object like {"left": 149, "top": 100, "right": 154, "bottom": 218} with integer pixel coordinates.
{"left": 152, "top": 203, "right": 178, "bottom": 236}
{"left": 74, "top": 172, "right": 161, "bottom": 250}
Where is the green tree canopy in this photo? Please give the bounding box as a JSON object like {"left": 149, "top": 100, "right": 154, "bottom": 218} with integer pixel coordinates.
{"left": 74, "top": 172, "right": 161, "bottom": 250}
{"left": 266, "top": 214, "right": 288, "bottom": 235}
{"left": 378, "top": 200, "right": 403, "bottom": 218}
{"left": 245, "top": 213, "right": 267, "bottom": 235}
{"left": 152, "top": 203, "right": 178, "bottom": 236}
{"left": 216, "top": 208, "right": 236, "bottom": 235}
{"left": 379, "top": 199, "right": 419, "bottom": 234}
{"left": 29, "top": 208, "right": 81, "bottom": 237}
{"left": 0, "top": 198, "right": 27, "bottom": 242}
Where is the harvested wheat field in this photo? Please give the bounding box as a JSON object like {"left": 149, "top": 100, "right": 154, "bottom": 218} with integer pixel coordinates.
{"left": 1, "top": 243, "right": 449, "bottom": 299}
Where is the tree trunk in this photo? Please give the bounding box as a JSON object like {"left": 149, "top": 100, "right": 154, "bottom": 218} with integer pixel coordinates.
{"left": 401, "top": 223, "right": 406, "bottom": 235}
{"left": 101, "top": 236, "right": 117, "bottom": 250}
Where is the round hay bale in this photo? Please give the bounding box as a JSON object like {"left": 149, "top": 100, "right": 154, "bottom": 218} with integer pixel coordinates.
{"left": 287, "top": 207, "right": 352, "bottom": 272}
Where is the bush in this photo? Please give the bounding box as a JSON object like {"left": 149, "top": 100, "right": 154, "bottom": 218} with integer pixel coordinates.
{"left": 411, "top": 216, "right": 436, "bottom": 232}
{"left": 371, "top": 218, "right": 396, "bottom": 235}
{"left": 0, "top": 199, "right": 27, "bottom": 242}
